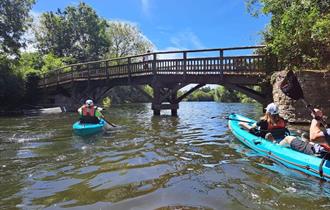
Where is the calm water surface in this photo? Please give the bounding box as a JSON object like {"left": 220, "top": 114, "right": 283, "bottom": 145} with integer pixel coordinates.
{"left": 0, "top": 102, "right": 330, "bottom": 210}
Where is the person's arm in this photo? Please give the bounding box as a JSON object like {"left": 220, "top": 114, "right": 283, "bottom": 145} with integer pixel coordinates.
{"left": 239, "top": 122, "right": 257, "bottom": 131}
{"left": 78, "top": 107, "right": 82, "bottom": 115}
{"left": 95, "top": 107, "right": 104, "bottom": 118}
{"left": 309, "top": 119, "right": 326, "bottom": 142}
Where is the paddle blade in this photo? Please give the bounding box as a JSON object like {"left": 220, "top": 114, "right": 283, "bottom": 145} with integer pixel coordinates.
{"left": 280, "top": 70, "right": 304, "bottom": 100}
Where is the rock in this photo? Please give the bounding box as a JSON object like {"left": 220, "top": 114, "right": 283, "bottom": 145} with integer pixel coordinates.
{"left": 272, "top": 70, "right": 330, "bottom": 124}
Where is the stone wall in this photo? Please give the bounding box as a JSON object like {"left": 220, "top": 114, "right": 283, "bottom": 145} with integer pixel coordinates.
{"left": 272, "top": 70, "right": 330, "bottom": 124}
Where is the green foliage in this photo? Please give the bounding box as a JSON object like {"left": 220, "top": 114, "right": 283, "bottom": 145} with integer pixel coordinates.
{"left": 41, "top": 53, "right": 68, "bottom": 73}
{"left": 247, "top": 0, "right": 330, "bottom": 69}
{"left": 0, "top": 57, "right": 25, "bottom": 108}
{"left": 102, "top": 97, "right": 112, "bottom": 108}
{"left": 213, "top": 86, "right": 240, "bottom": 102}
{"left": 0, "top": 0, "right": 35, "bottom": 57}
{"left": 186, "top": 87, "right": 214, "bottom": 101}
{"left": 184, "top": 86, "right": 257, "bottom": 103}
{"left": 143, "top": 85, "right": 153, "bottom": 97}
{"left": 104, "top": 21, "right": 154, "bottom": 59}
{"left": 17, "top": 52, "right": 43, "bottom": 76}
{"left": 35, "top": 2, "right": 109, "bottom": 62}
{"left": 17, "top": 52, "right": 69, "bottom": 76}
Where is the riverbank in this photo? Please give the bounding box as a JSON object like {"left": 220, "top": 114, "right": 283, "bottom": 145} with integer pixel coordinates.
{"left": 0, "top": 107, "right": 65, "bottom": 117}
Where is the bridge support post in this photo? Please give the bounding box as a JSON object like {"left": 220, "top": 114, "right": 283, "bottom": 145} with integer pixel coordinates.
{"left": 171, "top": 90, "right": 178, "bottom": 116}
{"left": 152, "top": 86, "right": 161, "bottom": 115}
{"left": 151, "top": 85, "right": 179, "bottom": 116}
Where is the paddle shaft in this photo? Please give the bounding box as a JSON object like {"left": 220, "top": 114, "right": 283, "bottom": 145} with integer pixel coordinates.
{"left": 102, "top": 117, "right": 116, "bottom": 127}
{"left": 301, "top": 99, "right": 328, "bottom": 128}
{"left": 225, "top": 117, "right": 253, "bottom": 124}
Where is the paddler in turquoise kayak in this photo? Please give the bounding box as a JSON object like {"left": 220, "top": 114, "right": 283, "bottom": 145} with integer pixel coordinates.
{"left": 73, "top": 99, "right": 115, "bottom": 136}
{"left": 78, "top": 99, "right": 116, "bottom": 128}
{"left": 78, "top": 99, "right": 104, "bottom": 124}
{"left": 239, "top": 102, "right": 288, "bottom": 142}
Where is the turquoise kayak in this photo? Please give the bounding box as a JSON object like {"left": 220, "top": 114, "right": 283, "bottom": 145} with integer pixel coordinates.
{"left": 228, "top": 113, "right": 330, "bottom": 181}
{"left": 72, "top": 119, "right": 106, "bottom": 136}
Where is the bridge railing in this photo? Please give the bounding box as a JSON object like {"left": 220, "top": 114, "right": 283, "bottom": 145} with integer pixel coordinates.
{"left": 40, "top": 45, "right": 266, "bottom": 87}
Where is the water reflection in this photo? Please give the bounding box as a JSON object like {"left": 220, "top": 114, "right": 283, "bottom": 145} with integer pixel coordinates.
{"left": 0, "top": 102, "right": 330, "bottom": 209}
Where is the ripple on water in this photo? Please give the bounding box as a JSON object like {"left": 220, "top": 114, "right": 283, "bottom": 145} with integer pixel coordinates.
{"left": 8, "top": 131, "right": 55, "bottom": 143}
{"left": 2, "top": 102, "right": 330, "bottom": 210}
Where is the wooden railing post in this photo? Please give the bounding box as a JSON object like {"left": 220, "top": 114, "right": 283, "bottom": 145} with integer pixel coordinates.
{"left": 106, "top": 61, "right": 109, "bottom": 80}
{"left": 183, "top": 52, "right": 187, "bottom": 76}
{"left": 87, "top": 64, "right": 90, "bottom": 81}
{"left": 152, "top": 53, "right": 157, "bottom": 75}
{"left": 71, "top": 66, "right": 74, "bottom": 82}
{"left": 128, "top": 57, "right": 131, "bottom": 84}
{"left": 219, "top": 49, "right": 224, "bottom": 75}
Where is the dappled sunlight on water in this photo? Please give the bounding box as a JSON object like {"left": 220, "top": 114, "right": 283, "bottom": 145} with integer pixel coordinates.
{"left": 0, "top": 102, "right": 330, "bottom": 209}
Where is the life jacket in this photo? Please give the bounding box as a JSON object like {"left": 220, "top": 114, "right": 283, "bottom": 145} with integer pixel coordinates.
{"left": 268, "top": 118, "right": 288, "bottom": 139}
{"left": 80, "top": 105, "right": 99, "bottom": 124}
{"left": 319, "top": 130, "right": 330, "bottom": 152}
{"left": 267, "top": 119, "right": 286, "bottom": 130}
{"left": 320, "top": 144, "right": 330, "bottom": 152}
{"left": 82, "top": 105, "right": 95, "bottom": 117}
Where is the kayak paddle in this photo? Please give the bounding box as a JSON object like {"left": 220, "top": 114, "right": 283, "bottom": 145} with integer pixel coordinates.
{"left": 225, "top": 118, "right": 254, "bottom": 124}
{"left": 280, "top": 70, "right": 327, "bottom": 128}
{"left": 102, "top": 117, "right": 116, "bottom": 127}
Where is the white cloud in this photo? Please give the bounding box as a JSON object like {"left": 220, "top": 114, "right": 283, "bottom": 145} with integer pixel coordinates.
{"left": 154, "top": 31, "right": 205, "bottom": 59}
{"left": 170, "top": 31, "right": 205, "bottom": 50}
{"left": 141, "top": 0, "right": 151, "bottom": 16}
{"left": 155, "top": 47, "right": 184, "bottom": 59}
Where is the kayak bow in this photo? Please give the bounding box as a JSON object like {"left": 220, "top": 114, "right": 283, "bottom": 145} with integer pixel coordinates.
{"left": 72, "top": 119, "right": 106, "bottom": 136}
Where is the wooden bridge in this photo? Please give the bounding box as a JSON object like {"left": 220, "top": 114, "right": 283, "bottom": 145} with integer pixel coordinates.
{"left": 39, "top": 46, "right": 276, "bottom": 115}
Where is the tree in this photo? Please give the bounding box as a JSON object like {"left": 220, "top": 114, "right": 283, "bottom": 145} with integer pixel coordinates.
{"left": 247, "top": 0, "right": 330, "bottom": 69}
{"left": 0, "top": 57, "right": 25, "bottom": 109}
{"left": 35, "top": 2, "right": 109, "bottom": 62}
{"left": 104, "top": 21, "right": 153, "bottom": 59}
{"left": 17, "top": 52, "right": 69, "bottom": 76}
{"left": 0, "top": 0, "right": 35, "bottom": 57}
{"left": 214, "top": 86, "right": 240, "bottom": 102}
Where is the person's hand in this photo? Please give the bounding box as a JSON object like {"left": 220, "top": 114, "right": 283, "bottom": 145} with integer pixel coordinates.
{"left": 311, "top": 108, "right": 323, "bottom": 120}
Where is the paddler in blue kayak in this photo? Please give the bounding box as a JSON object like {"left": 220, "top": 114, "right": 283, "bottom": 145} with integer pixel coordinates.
{"left": 239, "top": 102, "right": 287, "bottom": 141}
{"left": 78, "top": 99, "right": 104, "bottom": 124}
{"left": 279, "top": 109, "right": 330, "bottom": 156}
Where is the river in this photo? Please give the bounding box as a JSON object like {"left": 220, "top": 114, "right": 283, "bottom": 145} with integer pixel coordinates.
{"left": 0, "top": 102, "right": 329, "bottom": 210}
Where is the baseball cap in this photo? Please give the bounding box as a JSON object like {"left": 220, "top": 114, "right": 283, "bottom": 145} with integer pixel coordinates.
{"left": 265, "top": 103, "right": 279, "bottom": 115}
{"left": 85, "top": 99, "right": 94, "bottom": 106}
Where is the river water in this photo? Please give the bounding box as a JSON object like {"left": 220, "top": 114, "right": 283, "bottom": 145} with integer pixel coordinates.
{"left": 0, "top": 102, "right": 329, "bottom": 210}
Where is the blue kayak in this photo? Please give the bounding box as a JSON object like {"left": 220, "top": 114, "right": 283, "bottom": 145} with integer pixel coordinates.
{"left": 72, "top": 119, "right": 106, "bottom": 136}
{"left": 228, "top": 113, "right": 330, "bottom": 181}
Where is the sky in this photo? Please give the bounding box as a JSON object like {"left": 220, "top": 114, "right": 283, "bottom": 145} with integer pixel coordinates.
{"left": 31, "top": 0, "right": 270, "bottom": 53}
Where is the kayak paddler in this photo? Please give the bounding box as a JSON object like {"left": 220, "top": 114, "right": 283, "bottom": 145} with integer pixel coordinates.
{"left": 239, "top": 102, "right": 287, "bottom": 141}
{"left": 78, "top": 99, "right": 104, "bottom": 124}
{"left": 279, "top": 109, "right": 330, "bottom": 156}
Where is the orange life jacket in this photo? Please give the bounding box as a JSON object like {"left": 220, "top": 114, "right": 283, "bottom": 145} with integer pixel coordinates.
{"left": 82, "top": 105, "right": 95, "bottom": 117}
{"left": 320, "top": 143, "right": 330, "bottom": 152}
{"left": 267, "top": 119, "right": 286, "bottom": 130}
